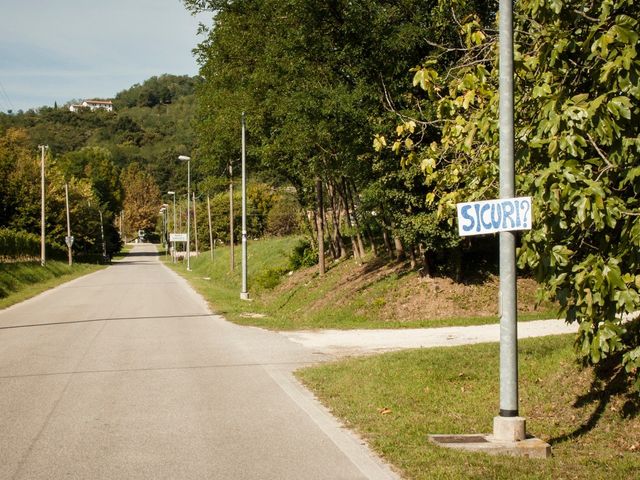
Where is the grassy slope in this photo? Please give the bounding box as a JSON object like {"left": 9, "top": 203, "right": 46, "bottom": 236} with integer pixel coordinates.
{"left": 297, "top": 335, "right": 639, "bottom": 480}
{"left": 167, "top": 236, "right": 555, "bottom": 330}
{"left": 0, "top": 261, "right": 104, "bottom": 309}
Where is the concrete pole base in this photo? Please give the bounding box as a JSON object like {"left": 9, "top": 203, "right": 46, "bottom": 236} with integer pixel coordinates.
{"left": 429, "top": 432, "right": 551, "bottom": 459}
{"left": 240, "top": 292, "right": 250, "bottom": 301}
{"left": 492, "top": 416, "right": 526, "bottom": 442}
{"left": 429, "top": 414, "right": 551, "bottom": 459}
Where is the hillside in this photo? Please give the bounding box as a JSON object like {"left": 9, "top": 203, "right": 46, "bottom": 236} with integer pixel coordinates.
{"left": 168, "top": 236, "right": 555, "bottom": 331}
{"left": 0, "top": 75, "right": 201, "bottom": 258}
{"left": 0, "top": 74, "right": 199, "bottom": 194}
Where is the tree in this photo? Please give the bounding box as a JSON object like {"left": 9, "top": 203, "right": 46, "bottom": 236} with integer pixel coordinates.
{"left": 58, "top": 146, "right": 123, "bottom": 213}
{"left": 184, "top": 0, "right": 495, "bottom": 268}
{"left": 385, "top": 0, "right": 640, "bottom": 387}
{"left": 0, "top": 127, "right": 116, "bottom": 259}
{"left": 121, "top": 163, "right": 162, "bottom": 237}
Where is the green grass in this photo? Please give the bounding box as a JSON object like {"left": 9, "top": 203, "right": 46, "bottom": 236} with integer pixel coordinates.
{"left": 166, "top": 236, "right": 557, "bottom": 330}
{"left": 0, "top": 260, "right": 104, "bottom": 309}
{"left": 297, "top": 335, "right": 640, "bottom": 479}
{"left": 164, "top": 237, "right": 301, "bottom": 327}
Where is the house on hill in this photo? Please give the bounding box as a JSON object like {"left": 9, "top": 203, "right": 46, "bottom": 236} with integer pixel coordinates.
{"left": 69, "top": 99, "right": 114, "bottom": 112}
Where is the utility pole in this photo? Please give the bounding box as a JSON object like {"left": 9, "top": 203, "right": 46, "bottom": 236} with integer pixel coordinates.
{"left": 240, "top": 112, "right": 249, "bottom": 300}
{"left": 193, "top": 192, "right": 199, "bottom": 256}
{"left": 178, "top": 156, "right": 191, "bottom": 271}
{"left": 99, "top": 209, "right": 106, "bottom": 261}
{"left": 207, "top": 195, "right": 214, "bottom": 261}
{"left": 64, "top": 183, "right": 72, "bottom": 266}
{"left": 38, "top": 145, "right": 48, "bottom": 266}
{"left": 229, "top": 159, "right": 235, "bottom": 272}
{"left": 316, "top": 177, "right": 325, "bottom": 276}
{"left": 168, "top": 191, "right": 176, "bottom": 262}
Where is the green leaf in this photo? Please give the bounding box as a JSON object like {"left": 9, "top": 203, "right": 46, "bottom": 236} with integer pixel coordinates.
{"left": 608, "top": 96, "right": 632, "bottom": 120}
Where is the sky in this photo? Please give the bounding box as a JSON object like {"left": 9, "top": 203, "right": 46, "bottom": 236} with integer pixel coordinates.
{"left": 0, "top": 0, "right": 211, "bottom": 112}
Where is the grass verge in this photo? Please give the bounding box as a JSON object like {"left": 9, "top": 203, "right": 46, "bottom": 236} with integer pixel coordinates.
{"left": 166, "top": 236, "right": 557, "bottom": 330}
{"left": 0, "top": 261, "right": 104, "bottom": 309}
{"left": 297, "top": 334, "right": 639, "bottom": 479}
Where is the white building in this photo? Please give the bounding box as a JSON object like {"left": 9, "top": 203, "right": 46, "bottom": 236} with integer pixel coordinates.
{"left": 69, "top": 99, "right": 114, "bottom": 112}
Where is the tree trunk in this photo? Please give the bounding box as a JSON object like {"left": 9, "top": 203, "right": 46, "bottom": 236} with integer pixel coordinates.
{"left": 377, "top": 204, "right": 394, "bottom": 256}
{"left": 382, "top": 228, "right": 393, "bottom": 256}
{"left": 324, "top": 182, "right": 338, "bottom": 259}
{"left": 306, "top": 209, "right": 317, "bottom": 250}
{"left": 421, "top": 245, "right": 433, "bottom": 278}
{"left": 328, "top": 180, "right": 346, "bottom": 258}
{"left": 316, "top": 177, "right": 325, "bottom": 276}
{"left": 324, "top": 208, "right": 338, "bottom": 260}
{"left": 338, "top": 180, "right": 360, "bottom": 261}
{"left": 393, "top": 234, "right": 405, "bottom": 261}
{"left": 366, "top": 228, "right": 377, "bottom": 257}
{"left": 409, "top": 244, "right": 417, "bottom": 269}
{"left": 344, "top": 178, "right": 366, "bottom": 259}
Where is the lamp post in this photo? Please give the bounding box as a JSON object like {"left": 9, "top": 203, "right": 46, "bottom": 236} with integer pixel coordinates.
{"left": 160, "top": 207, "right": 167, "bottom": 255}
{"left": 167, "top": 191, "right": 176, "bottom": 234}
{"left": 240, "top": 112, "right": 249, "bottom": 300}
{"left": 167, "top": 191, "right": 176, "bottom": 262}
{"left": 178, "top": 155, "right": 191, "bottom": 271}
{"left": 98, "top": 208, "right": 106, "bottom": 261}
{"left": 38, "top": 145, "right": 48, "bottom": 266}
{"left": 64, "top": 182, "right": 72, "bottom": 266}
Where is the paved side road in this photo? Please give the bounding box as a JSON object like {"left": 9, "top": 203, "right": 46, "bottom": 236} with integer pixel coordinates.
{"left": 281, "top": 319, "right": 578, "bottom": 357}
{"left": 0, "top": 244, "right": 397, "bottom": 480}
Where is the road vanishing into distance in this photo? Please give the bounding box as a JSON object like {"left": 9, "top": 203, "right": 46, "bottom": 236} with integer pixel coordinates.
{"left": 0, "top": 244, "right": 397, "bottom": 480}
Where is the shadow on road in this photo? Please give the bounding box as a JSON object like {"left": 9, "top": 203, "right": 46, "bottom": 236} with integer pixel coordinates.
{"left": 0, "top": 313, "right": 215, "bottom": 331}
{"left": 112, "top": 248, "right": 161, "bottom": 265}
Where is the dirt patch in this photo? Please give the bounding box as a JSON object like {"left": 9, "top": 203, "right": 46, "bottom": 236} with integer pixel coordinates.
{"left": 378, "top": 274, "right": 547, "bottom": 323}
{"left": 267, "top": 257, "right": 553, "bottom": 325}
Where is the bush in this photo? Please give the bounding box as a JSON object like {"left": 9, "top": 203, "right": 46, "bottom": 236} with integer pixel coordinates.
{"left": 266, "top": 194, "right": 301, "bottom": 236}
{"left": 254, "top": 267, "right": 288, "bottom": 290}
{"left": 288, "top": 239, "right": 318, "bottom": 270}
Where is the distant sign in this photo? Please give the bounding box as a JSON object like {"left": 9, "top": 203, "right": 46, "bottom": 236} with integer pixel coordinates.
{"left": 457, "top": 197, "right": 532, "bottom": 237}
{"left": 170, "top": 233, "right": 188, "bottom": 242}
{"left": 65, "top": 236, "right": 74, "bottom": 247}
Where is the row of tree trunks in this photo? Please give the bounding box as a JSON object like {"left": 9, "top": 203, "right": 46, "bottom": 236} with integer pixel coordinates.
{"left": 342, "top": 178, "right": 366, "bottom": 261}
{"left": 316, "top": 177, "right": 325, "bottom": 275}
{"left": 313, "top": 176, "right": 414, "bottom": 274}
{"left": 311, "top": 177, "right": 463, "bottom": 279}
{"left": 327, "top": 181, "right": 346, "bottom": 259}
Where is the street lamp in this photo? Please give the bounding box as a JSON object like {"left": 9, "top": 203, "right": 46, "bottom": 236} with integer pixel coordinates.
{"left": 167, "top": 191, "right": 176, "bottom": 262}
{"left": 159, "top": 207, "right": 167, "bottom": 255}
{"left": 167, "top": 192, "right": 176, "bottom": 233}
{"left": 38, "top": 145, "right": 48, "bottom": 266}
{"left": 240, "top": 113, "right": 249, "bottom": 300}
{"left": 178, "top": 155, "right": 191, "bottom": 271}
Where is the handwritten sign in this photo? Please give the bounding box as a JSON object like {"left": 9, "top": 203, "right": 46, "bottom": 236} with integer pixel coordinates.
{"left": 457, "top": 197, "right": 532, "bottom": 236}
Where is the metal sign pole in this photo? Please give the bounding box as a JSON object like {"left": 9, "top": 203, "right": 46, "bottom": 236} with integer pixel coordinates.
{"left": 495, "top": 0, "right": 524, "bottom": 441}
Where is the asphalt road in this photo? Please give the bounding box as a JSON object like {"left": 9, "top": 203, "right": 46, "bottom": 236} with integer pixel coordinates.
{"left": 0, "top": 244, "right": 397, "bottom": 480}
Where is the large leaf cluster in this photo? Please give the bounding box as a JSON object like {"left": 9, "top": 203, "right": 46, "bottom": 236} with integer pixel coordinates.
{"left": 388, "top": 0, "right": 640, "bottom": 386}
